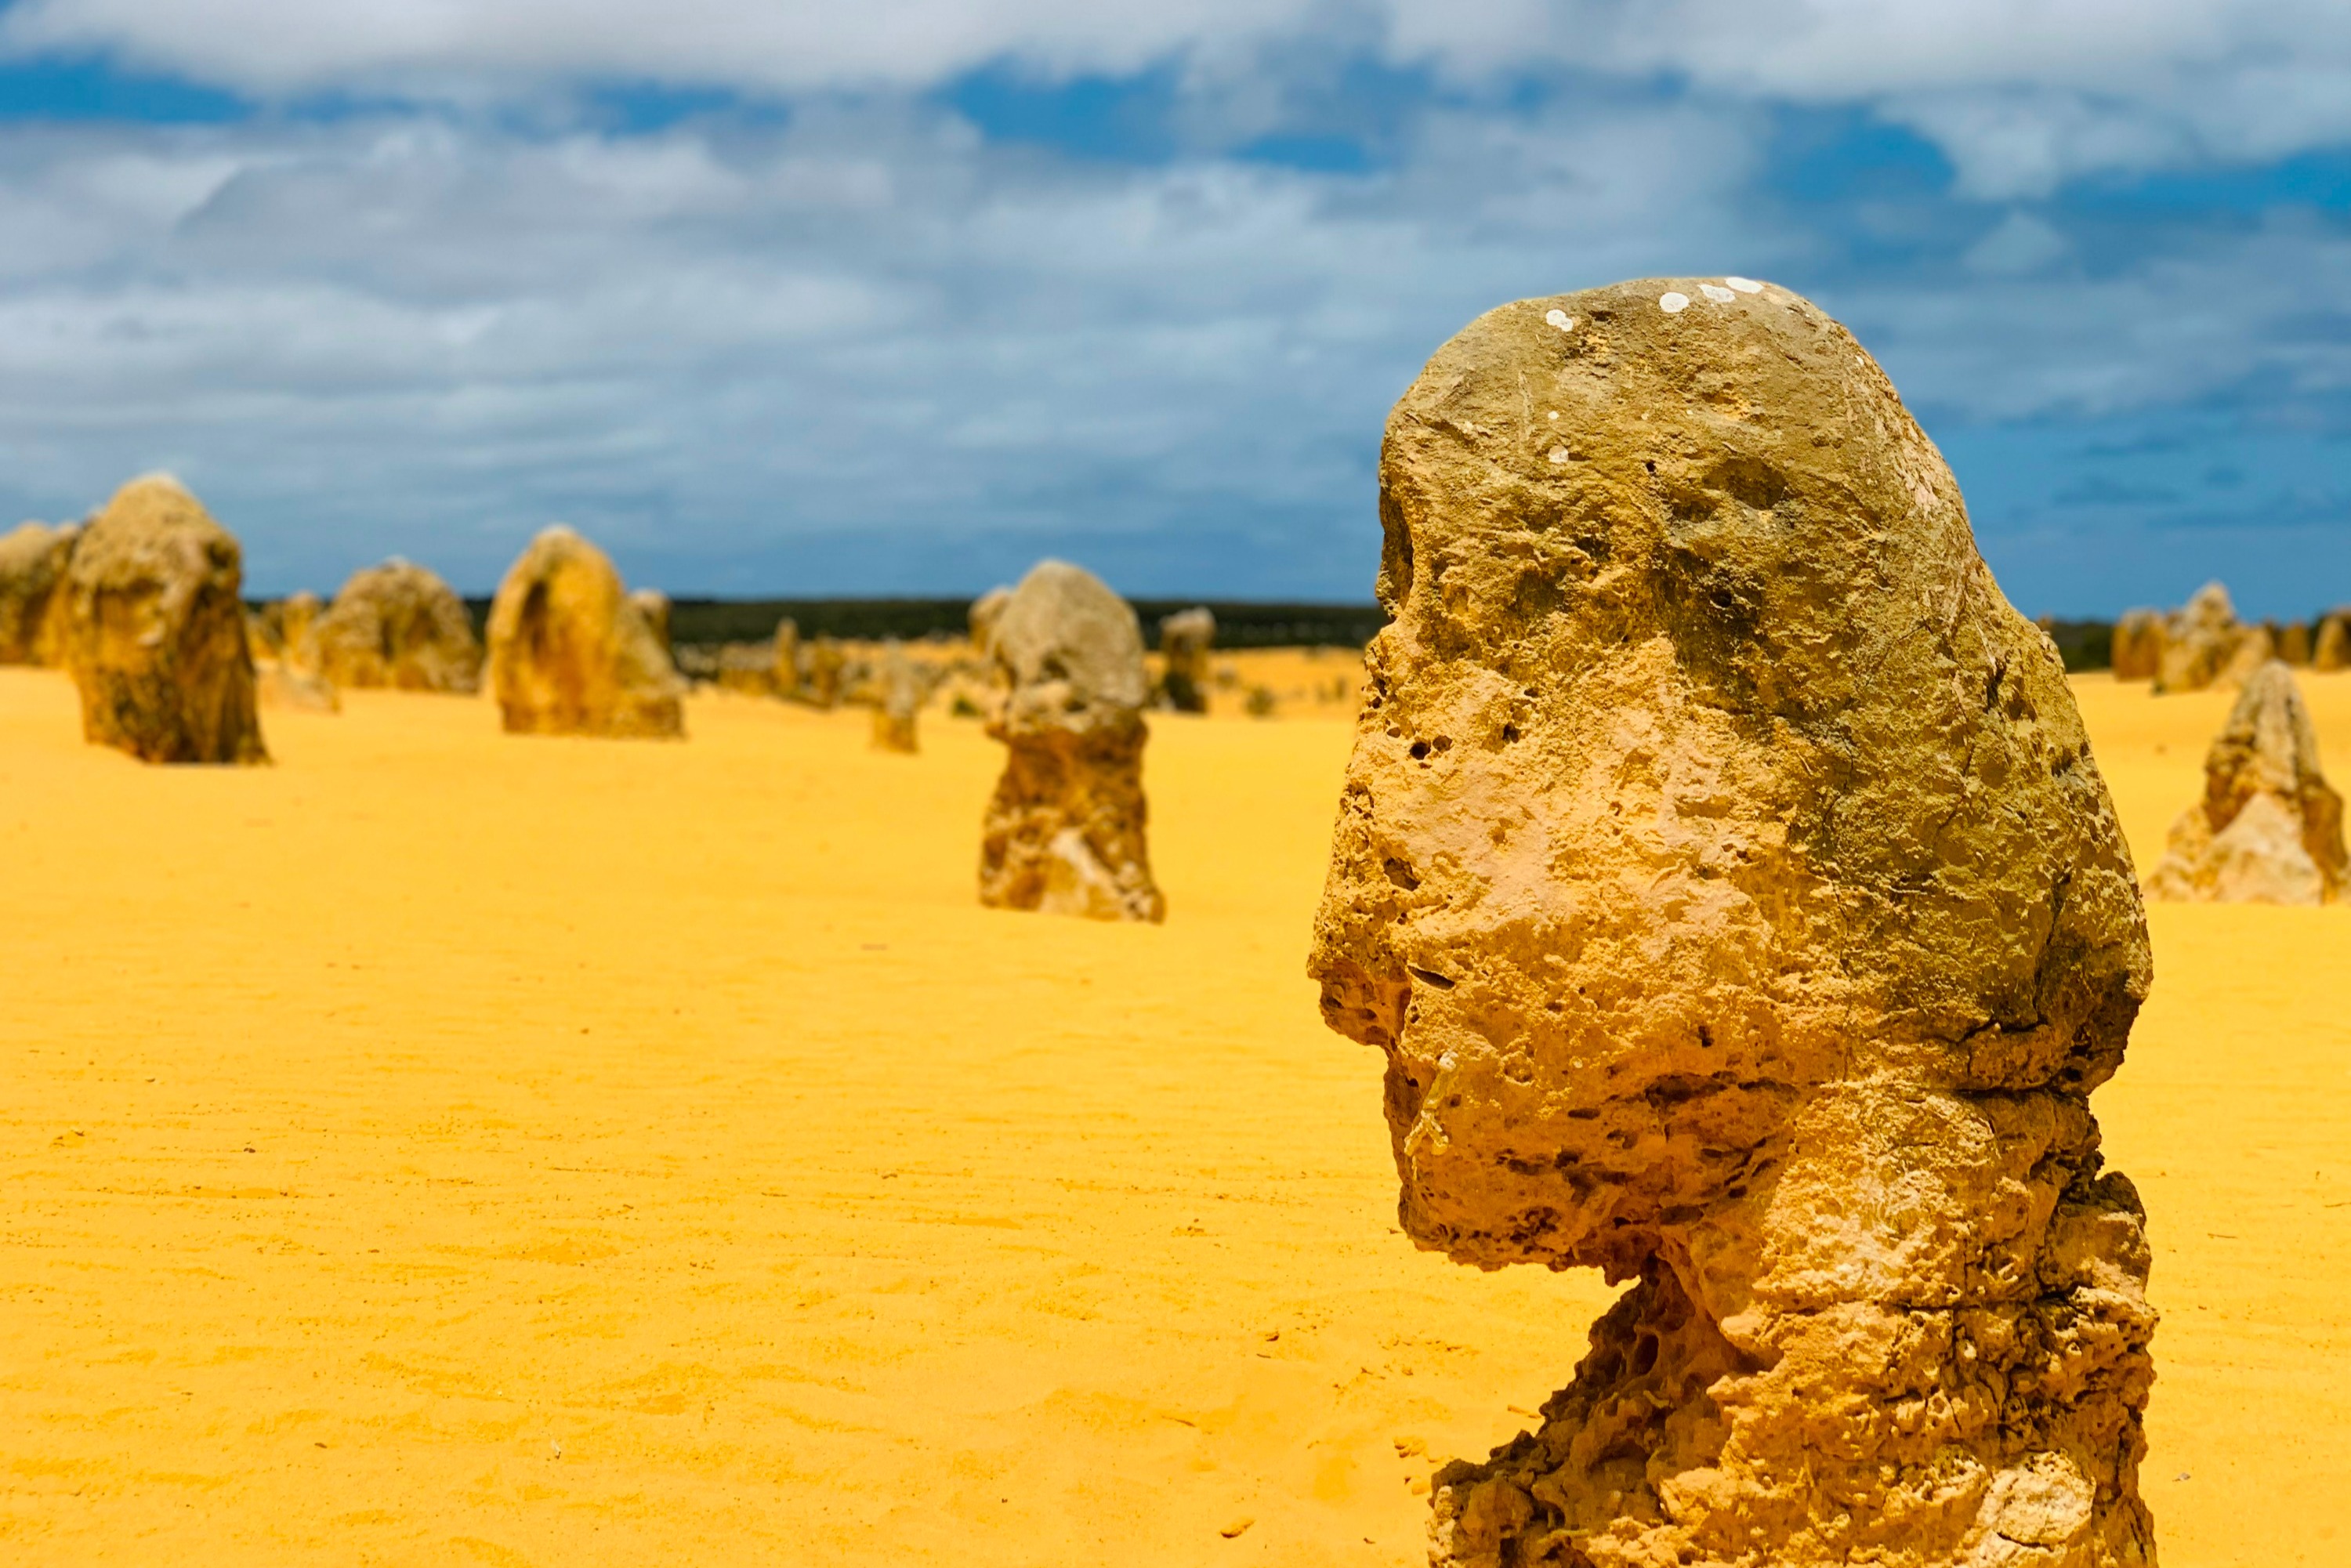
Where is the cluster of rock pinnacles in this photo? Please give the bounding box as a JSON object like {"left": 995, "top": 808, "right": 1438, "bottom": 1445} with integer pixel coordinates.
{"left": 3, "top": 478, "right": 1178, "bottom": 925}
{"left": 1312, "top": 280, "right": 2159, "bottom": 1568}
{"left": 67, "top": 277, "right": 2351, "bottom": 1562}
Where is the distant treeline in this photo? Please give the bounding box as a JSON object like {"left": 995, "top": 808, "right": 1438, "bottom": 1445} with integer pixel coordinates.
{"left": 447, "top": 596, "right": 1395, "bottom": 650}
{"left": 279, "top": 596, "right": 2183, "bottom": 671}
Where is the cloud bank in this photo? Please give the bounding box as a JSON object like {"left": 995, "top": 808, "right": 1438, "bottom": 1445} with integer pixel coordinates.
{"left": 0, "top": 1, "right": 2346, "bottom": 610}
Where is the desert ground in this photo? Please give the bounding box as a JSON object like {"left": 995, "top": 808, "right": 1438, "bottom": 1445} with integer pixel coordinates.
{"left": 2, "top": 653, "right": 2346, "bottom": 1566}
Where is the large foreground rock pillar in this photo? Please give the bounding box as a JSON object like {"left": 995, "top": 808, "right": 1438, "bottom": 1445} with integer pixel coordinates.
{"left": 59, "top": 476, "right": 267, "bottom": 764}
{"left": 2145, "top": 660, "right": 2346, "bottom": 904}
{"left": 486, "top": 526, "right": 683, "bottom": 737}
{"left": 980, "top": 560, "right": 1165, "bottom": 922}
{"left": 1309, "top": 280, "right": 2156, "bottom": 1568}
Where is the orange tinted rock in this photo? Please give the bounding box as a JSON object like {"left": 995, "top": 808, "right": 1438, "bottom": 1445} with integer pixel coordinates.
{"left": 278, "top": 589, "right": 325, "bottom": 674}
{"left": 980, "top": 560, "right": 1164, "bottom": 922}
{"left": 2110, "top": 607, "right": 2162, "bottom": 681}
{"left": 803, "top": 637, "right": 845, "bottom": 709}
{"left": 0, "top": 521, "right": 79, "bottom": 665}
{"left": 2146, "top": 660, "right": 2346, "bottom": 905}
{"left": 2156, "top": 581, "right": 2251, "bottom": 692}
{"left": 312, "top": 559, "right": 483, "bottom": 693}
{"left": 1157, "top": 607, "right": 1214, "bottom": 713}
{"left": 58, "top": 476, "right": 266, "bottom": 765}
{"left": 870, "top": 642, "right": 921, "bottom": 753}
{"left": 2275, "top": 618, "right": 2312, "bottom": 667}
{"left": 2317, "top": 612, "right": 2351, "bottom": 673}
{"left": 256, "top": 661, "right": 340, "bottom": 713}
{"left": 629, "top": 588, "right": 671, "bottom": 655}
{"left": 1310, "top": 280, "right": 2154, "bottom": 1568}
{"left": 485, "top": 527, "right": 683, "bottom": 739}
{"left": 969, "top": 586, "right": 1012, "bottom": 654}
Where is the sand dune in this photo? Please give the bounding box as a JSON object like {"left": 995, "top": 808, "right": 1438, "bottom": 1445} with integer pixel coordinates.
{"left": 2, "top": 667, "right": 2346, "bottom": 1566}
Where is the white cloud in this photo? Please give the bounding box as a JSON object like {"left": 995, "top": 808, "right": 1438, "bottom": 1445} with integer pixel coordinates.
{"left": 0, "top": 85, "right": 2341, "bottom": 599}
{"left": 10, "top": 0, "right": 2351, "bottom": 191}
{"left": 0, "top": 99, "right": 1779, "bottom": 591}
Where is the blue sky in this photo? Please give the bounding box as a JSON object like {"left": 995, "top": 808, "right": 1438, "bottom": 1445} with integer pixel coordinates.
{"left": 0, "top": 1, "right": 2347, "bottom": 615}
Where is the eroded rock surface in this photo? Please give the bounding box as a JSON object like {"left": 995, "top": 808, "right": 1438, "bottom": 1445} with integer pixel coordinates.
{"left": 804, "top": 637, "right": 845, "bottom": 709}
{"left": 2110, "top": 607, "right": 2162, "bottom": 682}
{"left": 980, "top": 560, "right": 1164, "bottom": 922}
{"left": 2315, "top": 613, "right": 2349, "bottom": 673}
{"left": 969, "top": 586, "right": 1012, "bottom": 654}
{"left": 279, "top": 589, "right": 324, "bottom": 673}
{"left": 871, "top": 641, "right": 922, "bottom": 753}
{"left": 1157, "top": 606, "right": 1215, "bottom": 713}
{"left": 1308, "top": 279, "right": 2156, "bottom": 1568}
{"left": 485, "top": 526, "right": 683, "bottom": 738}
{"left": 59, "top": 476, "right": 267, "bottom": 764}
{"left": 2157, "top": 581, "right": 2255, "bottom": 693}
{"left": 313, "top": 559, "right": 484, "bottom": 693}
{"left": 2145, "top": 660, "right": 2346, "bottom": 905}
{"left": 630, "top": 588, "right": 672, "bottom": 655}
{"left": 0, "top": 521, "right": 79, "bottom": 665}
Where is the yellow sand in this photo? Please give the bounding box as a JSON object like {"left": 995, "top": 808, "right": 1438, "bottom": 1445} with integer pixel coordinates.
{"left": 2, "top": 665, "right": 2346, "bottom": 1566}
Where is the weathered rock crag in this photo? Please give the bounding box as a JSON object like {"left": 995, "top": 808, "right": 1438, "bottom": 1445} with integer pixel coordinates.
{"left": 1309, "top": 280, "right": 2157, "bottom": 1568}
{"left": 2155, "top": 582, "right": 2257, "bottom": 693}
{"left": 2109, "top": 607, "right": 2162, "bottom": 682}
{"left": 2144, "top": 660, "right": 2346, "bottom": 905}
{"left": 312, "top": 559, "right": 484, "bottom": 693}
{"left": 278, "top": 589, "right": 325, "bottom": 674}
{"left": 2315, "top": 612, "right": 2350, "bottom": 674}
{"left": 1157, "top": 606, "right": 1215, "bottom": 713}
{"left": 629, "top": 588, "right": 672, "bottom": 656}
{"left": 485, "top": 526, "right": 683, "bottom": 738}
{"left": 59, "top": 476, "right": 268, "bottom": 764}
{"left": 980, "top": 560, "right": 1165, "bottom": 922}
{"left": 871, "top": 641, "right": 922, "bottom": 753}
{"left": 969, "top": 586, "right": 1012, "bottom": 654}
{"left": 804, "top": 637, "right": 845, "bottom": 709}
{"left": 0, "top": 520, "right": 81, "bottom": 665}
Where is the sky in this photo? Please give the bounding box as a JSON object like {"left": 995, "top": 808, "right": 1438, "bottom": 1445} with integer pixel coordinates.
{"left": 0, "top": 2, "right": 2347, "bottom": 614}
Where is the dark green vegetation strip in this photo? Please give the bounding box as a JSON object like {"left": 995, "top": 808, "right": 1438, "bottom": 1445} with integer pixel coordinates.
{"left": 445, "top": 597, "right": 1393, "bottom": 650}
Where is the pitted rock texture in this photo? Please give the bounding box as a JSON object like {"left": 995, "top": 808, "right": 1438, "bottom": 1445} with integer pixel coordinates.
{"left": 871, "top": 642, "right": 922, "bottom": 753}
{"left": 1157, "top": 606, "right": 1215, "bottom": 713}
{"left": 59, "top": 476, "right": 267, "bottom": 765}
{"left": 2155, "top": 581, "right": 2254, "bottom": 693}
{"left": 2110, "top": 609, "right": 2161, "bottom": 683}
{"left": 1307, "top": 280, "right": 2156, "bottom": 1568}
{"left": 980, "top": 560, "right": 1165, "bottom": 922}
{"left": 313, "top": 559, "right": 484, "bottom": 693}
{"left": 486, "top": 526, "right": 683, "bottom": 739}
{"left": 2145, "top": 660, "right": 2345, "bottom": 905}
{"left": 0, "top": 521, "right": 79, "bottom": 665}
